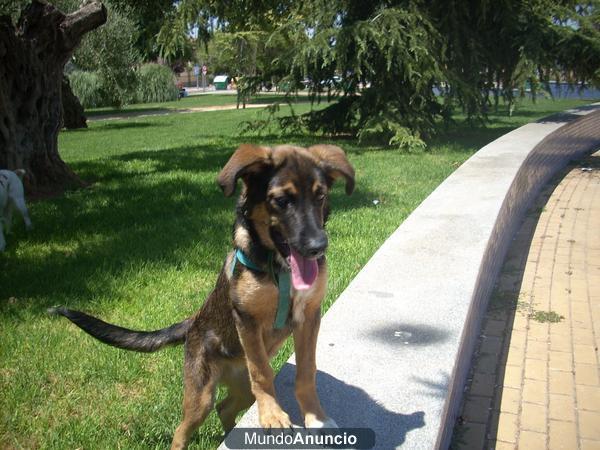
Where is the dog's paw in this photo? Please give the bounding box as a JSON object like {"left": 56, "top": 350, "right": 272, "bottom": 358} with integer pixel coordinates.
{"left": 259, "top": 408, "right": 292, "bottom": 429}
{"left": 305, "top": 417, "right": 338, "bottom": 429}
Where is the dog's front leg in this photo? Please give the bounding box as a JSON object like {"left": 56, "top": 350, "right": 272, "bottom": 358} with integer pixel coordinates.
{"left": 293, "top": 303, "right": 337, "bottom": 428}
{"left": 235, "top": 320, "right": 291, "bottom": 429}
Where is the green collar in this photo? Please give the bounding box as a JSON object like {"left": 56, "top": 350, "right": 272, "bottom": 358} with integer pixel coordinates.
{"left": 231, "top": 248, "right": 291, "bottom": 329}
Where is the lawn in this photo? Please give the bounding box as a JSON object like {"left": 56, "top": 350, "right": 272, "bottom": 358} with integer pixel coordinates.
{"left": 0, "top": 97, "right": 596, "bottom": 449}
{"left": 85, "top": 92, "right": 311, "bottom": 118}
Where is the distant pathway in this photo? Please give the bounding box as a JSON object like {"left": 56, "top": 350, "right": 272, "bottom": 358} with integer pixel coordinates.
{"left": 453, "top": 151, "right": 600, "bottom": 449}
{"left": 87, "top": 103, "right": 271, "bottom": 122}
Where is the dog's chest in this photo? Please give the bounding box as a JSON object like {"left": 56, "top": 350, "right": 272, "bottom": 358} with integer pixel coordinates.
{"left": 290, "top": 271, "right": 326, "bottom": 325}
{"left": 291, "top": 287, "right": 313, "bottom": 324}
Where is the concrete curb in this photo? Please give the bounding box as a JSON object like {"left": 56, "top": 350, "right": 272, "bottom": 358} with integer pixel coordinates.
{"left": 219, "top": 104, "right": 600, "bottom": 450}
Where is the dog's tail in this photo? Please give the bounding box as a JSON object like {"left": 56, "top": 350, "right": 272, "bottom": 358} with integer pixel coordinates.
{"left": 48, "top": 306, "right": 191, "bottom": 352}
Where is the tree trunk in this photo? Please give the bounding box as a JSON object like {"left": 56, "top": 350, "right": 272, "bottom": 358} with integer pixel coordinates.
{"left": 0, "top": 1, "right": 106, "bottom": 195}
{"left": 62, "top": 76, "right": 87, "bottom": 130}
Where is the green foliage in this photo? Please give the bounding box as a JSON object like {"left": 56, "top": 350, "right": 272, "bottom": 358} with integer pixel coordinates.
{"left": 71, "top": 2, "right": 140, "bottom": 107}
{"left": 0, "top": 0, "right": 28, "bottom": 20}
{"left": 264, "top": 4, "right": 449, "bottom": 147}
{"left": 156, "top": 5, "right": 205, "bottom": 63}
{"left": 8, "top": 0, "right": 600, "bottom": 134}
{"left": 430, "top": 0, "right": 600, "bottom": 116}
{"left": 197, "top": 30, "right": 292, "bottom": 105}
{"left": 200, "top": 31, "right": 262, "bottom": 76}
{"left": 8, "top": 0, "right": 599, "bottom": 141}
{"left": 154, "top": 0, "right": 293, "bottom": 62}
{"left": 358, "top": 115, "right": 427, "bottom": 152}
{"left": 117, "top": 0, "right": 600, "bottom": 145}
{"left": 108, "top": 0, "right": 175, "bottom": 60}
{"left": 136, "top": 63, "right": 179, "bottom": 103}
{"left": 67, "top": 70, "right": 104, "bottom": 109}
{"left": 530, "top": 310, "right": 564, "bottom": 323}
{"left": 1, "top": 0, "right": 140, "bottom": 108}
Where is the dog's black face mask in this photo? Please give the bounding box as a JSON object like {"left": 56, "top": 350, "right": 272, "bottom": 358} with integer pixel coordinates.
{"left": 218, "top": 144, "right": 355, "bottom": 290}
{"left": 266, "top": 158, "right": 329, "bottom": 258}
{"left": 264, "top": 158, "right": 330, "bottom": 289}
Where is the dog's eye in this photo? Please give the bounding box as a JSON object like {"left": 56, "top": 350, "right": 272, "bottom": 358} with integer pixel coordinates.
{"left": 274, "top": 196, "right": 291, "bottom": 209}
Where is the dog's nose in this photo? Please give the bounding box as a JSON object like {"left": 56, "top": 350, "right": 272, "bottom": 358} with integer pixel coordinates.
{"left": 304, "top": 235, "right": 328, "bottom": 258}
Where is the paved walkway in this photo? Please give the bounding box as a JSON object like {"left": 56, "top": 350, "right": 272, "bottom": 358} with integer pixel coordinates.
{"left": 87, "top": 103, "right": 271, "bottom": 122}
{"left": 453, "top": 150, "right": 600, "bottom": 449}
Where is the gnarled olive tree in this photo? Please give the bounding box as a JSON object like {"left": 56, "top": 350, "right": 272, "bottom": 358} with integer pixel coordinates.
{"left": 0, "top": 0, "right": 106, "bottom": 194}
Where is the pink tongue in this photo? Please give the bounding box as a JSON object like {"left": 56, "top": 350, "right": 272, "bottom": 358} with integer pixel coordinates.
{"left": 288, "top": 248, "right": 319, "bottom": 290}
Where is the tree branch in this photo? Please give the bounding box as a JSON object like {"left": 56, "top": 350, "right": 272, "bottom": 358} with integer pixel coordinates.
{"left": 60, "top": 1, "right": 107, "bottom": 51}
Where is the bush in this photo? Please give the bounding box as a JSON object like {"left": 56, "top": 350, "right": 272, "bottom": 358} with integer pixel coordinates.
{"left": 72, "top": 1, "right": 140, "bottom": 108}
{"left": 68, "top": 70, "right": 104, "bottom": 108}
{"left": 136, "top": 64, "right": 179, "bottom": 103}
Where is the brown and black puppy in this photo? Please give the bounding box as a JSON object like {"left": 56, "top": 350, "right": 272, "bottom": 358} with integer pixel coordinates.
{"left": 51, "top": 144, "right": 354, "bottom": 450}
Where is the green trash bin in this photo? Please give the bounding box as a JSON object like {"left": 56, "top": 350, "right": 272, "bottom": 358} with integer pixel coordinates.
{"left": 214, "top": 75, "right": 229, "bottom": 90}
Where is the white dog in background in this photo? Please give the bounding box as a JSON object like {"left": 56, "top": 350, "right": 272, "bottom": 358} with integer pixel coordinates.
{"left": 0, "top": 169, "right": 32, "bottom": 251}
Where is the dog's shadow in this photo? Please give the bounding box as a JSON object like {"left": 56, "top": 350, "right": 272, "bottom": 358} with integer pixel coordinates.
{"left": 273, "top": 364, "right": 426, "bottom": 448}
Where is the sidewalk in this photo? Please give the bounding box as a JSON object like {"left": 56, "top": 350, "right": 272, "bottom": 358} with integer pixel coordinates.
{"left": 453, "top": 151, "right": 600, "bottom": 449}
{"left": 87, "top": 103, "right": 271, "bottom": 122}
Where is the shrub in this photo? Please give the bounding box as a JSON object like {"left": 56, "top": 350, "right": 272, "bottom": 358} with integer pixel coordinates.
{"left": 136, "top": 64, "right": 179, "bottom": 103}
{"left": 72, "top": 2, "right": 140, "bottom": 108}
{"left": 68, "top": 70, "right": 104, "bottom": 108}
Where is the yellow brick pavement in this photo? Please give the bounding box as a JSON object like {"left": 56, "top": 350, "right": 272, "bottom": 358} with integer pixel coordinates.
{"left": 453, "top": 151, "right": 600, "bottom": 449}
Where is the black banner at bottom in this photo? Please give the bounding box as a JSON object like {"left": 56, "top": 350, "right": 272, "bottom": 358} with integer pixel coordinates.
{"left": 224, "top": 428, "right": 375, "bottom": 449}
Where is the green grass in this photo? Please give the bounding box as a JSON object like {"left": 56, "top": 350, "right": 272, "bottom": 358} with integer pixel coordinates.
{"left": 530, "top": 310, "right": 564, "bottom": 323}
{"left": 86, "top": 92, "right": 311, "bottom": 118}
{"left": 1, "top": 97, "right": 596, "bottom": 449}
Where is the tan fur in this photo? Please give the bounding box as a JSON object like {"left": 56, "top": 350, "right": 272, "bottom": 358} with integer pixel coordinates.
{"left": 292, "top": 266, "right": 327, "bottom": 325}
{"left": 269, "top": 182, "right": 299, "bottom": 198}
{"left": 248, "top": 203, "right": 280, "bottom": 253}
{"left": 293, "top": 301, "right": 327, "bottom": 426}
{"left": 234, "top": 269, "right": 279, "bottom": 322}
{"left": 308, "top": 145, "right": 355, "bottom": 194}
{"left": 234, "top": 225, "right": 252, "bottom": 251}
{"left": 218, "top": 144, "right": 272, "bottom": 197}
{"left": 270, "top": 145, "right": 315, "bottom": 165}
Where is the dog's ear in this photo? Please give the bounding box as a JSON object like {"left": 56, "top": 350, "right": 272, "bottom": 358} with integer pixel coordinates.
{"left": 218, "top": 144, "right": 272, "bottom": 196}
{"left": 308, "top": 145, "right": 355, "bottom": 195}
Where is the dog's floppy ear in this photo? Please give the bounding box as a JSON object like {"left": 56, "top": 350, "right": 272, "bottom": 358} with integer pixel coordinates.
{"left": 218, "top": 144, "right": 272, "bottom": 196}
{"left": 308, "top": 145, "right": 355, "bottom": 195}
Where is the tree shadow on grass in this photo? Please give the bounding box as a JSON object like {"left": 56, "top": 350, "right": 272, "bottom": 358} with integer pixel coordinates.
{"left": 74, "top": 144, "right": 233, "bottom": 182}
{"left": 428, "top": 126, "right": 520, "bottom": 154}
{"left": 248, "top": 95, "right": 313, "bottom": 105}
{"left": 0, "top": 175, "right": 233, "bottom": 314}
{"left": 72, "top": 141, "right": 380, "bottom": 211}
{"left": 86, "top": 107, "right": 171, "bottom": 119}
{"left": 70, "top": 121, "right": 162, "bottom": 132}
